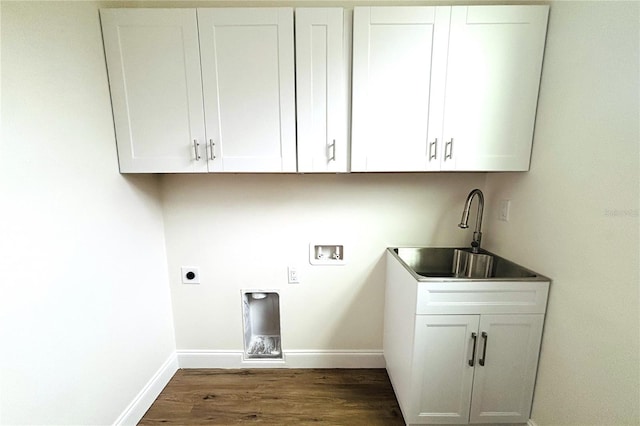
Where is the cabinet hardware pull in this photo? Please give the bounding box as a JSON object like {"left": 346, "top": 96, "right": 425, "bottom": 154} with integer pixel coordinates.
{"left": 193, "top": 139, "right": 201, "bottom": 161}
{"left": 479, "top": 332, "right": 488, "bottom": 366}
{"left": 209, "top": 139, "right": 216, "bottom": 160}
{"left": 469, "top": 332, "right": 477, "bottom": 366}
{"left": 445, "top": 138, "right": 454, "bottom": 160}
{"left": 328, "top": 139, "right": 336, "bottom": 161}
{"left": 429, "top": 138, "right": 438, "bottom": 160}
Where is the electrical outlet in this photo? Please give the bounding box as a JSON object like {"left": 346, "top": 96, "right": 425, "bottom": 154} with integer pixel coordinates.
{"left": 181, "top": 267, "right": 200, "bottom": 284}
{"left": 288, "top": 266, "right": 300, "bottom": 284}
{"left": 499, "top": 200, "right": 511, "bottom": 222}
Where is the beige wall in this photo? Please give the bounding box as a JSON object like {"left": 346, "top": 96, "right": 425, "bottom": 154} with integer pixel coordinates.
{"left": 0, "top": 2, "right": 176, "bottom": 424}
{"left": 483, "top": 2, "right": 640, "bottom": 425}
{"left": 161, "top": 173, "right": 484, "bottom": 350}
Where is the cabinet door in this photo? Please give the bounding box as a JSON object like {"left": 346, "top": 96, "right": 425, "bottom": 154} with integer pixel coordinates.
{"left": 101, "top": 9, "right": 207, "bottom": 173}
{"left": 351, "top": 7, "right": 450, "bottom": 172}
{"left": 295, "top": 8, "right": 349, "bottom": 173}
{"left": 441, "top": 6, "right": 549, "bottom": 171}
{"left": 411, "top": 315, "right": 479, "bottom": 424}
{"left": 470, "top": 314, "right": 544, "bottom": 424}
{"left": 198, "top": 8, "right": 296, "bottom": 172}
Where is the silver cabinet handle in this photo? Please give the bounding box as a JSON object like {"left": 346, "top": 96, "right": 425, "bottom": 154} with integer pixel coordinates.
{"left": 209, "top": 139, "right": 216, "bottom": 160}
{"left": 444, "top": 138, "right": 454, "bottom": 160}
{"left": 193, "top": 139, "right": 201, "bottom": 161}
{"left": 468, "top": 332, "right": 478, "bottom": 367}
{"left": 429, "top": 138, "right": 438, "bottom": 160}
{"left": 479, "top": 331, "right": 488, "bottom": 366}
{"left": 328, "top": 139, "right": 336, "bottom": 162}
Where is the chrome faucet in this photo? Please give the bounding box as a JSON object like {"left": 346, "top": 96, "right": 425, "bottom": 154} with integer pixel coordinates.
{"left": 459, "top": 189, "right": 484, "bottom": 253}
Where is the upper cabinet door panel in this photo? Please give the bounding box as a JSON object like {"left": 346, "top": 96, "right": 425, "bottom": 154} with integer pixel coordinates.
{"left": 442, "top": 5, "right": 549, "bottom": 171}
{"left": 295, "top": 8, "right": 349, "bottom": 173}
{"left": 351, "top": 7, "right": 449, "bottom": 172}
{"left": 198, "top": 8, "right": 296, "bottom": 173}
{"left": 101, "top": 9, "right": 207, "bottom": 173}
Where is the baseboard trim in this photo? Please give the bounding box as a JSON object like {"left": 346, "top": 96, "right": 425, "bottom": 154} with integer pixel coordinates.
{"left": 113, "top": 352, "right": 179, "bottom": 426}
{"left": 284, "top": 350, "right": 385, "bottom": 368}
{"left": 177, "top": 349, "right": 385, "bottom": 369}
{"left": 528, "top": 420, "right": 538, "bottom": 426}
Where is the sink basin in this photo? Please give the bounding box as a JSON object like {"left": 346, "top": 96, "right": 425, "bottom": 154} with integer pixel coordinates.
{"left": 452, "top": 249, "right": 494, "bottom": 278}
{"left": 391, "top": 247, "right": 545, "bottom": 281}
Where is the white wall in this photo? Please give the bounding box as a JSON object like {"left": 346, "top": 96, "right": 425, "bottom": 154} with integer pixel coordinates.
{"left": 0, "top": 2, "right": 176, "bottom": 424}
{"left": 162, "top": 173, "right": 485, "bottom": 351}
{"left": 483, "top": 2, "right": 640, "bottom": 425}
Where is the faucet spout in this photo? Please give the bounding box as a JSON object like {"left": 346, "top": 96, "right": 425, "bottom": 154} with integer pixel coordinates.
{"left": 458, "top": 189, "right": 484, "bottom": 253}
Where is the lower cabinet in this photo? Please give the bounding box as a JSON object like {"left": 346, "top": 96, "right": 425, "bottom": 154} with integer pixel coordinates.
{"left": 411, "top": 314, "right": 544, "bottom": 424}
{"left": 384, "top": 249, "right": 550, "bottom": 425}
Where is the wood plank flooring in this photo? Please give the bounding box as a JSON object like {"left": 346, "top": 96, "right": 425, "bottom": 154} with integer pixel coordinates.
{"left": 139, "top": 368, "right": 405, "bottom": 425}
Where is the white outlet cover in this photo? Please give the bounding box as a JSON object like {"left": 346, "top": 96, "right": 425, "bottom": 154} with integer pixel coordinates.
{"left": 288, "top": 266, "right": 300, "bottom": 284}
{"left": 181, "top": 266, "right": 200, "bottom": 284}
{"left": 499, "top": 200, "right": 511, "bottom": 222}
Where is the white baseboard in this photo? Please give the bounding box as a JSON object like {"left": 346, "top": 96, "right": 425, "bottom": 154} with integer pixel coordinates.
{"left": 113, "top": 352, "right": 179, "bottom": 426}
{"left": 284, "top": 350, "right": 385, "bottom": 368}
{"left": 177, "top": 350, "right": 246, "bottom": 368}
{"left": 177, "top": 349, "right": 385, "bottom": 369}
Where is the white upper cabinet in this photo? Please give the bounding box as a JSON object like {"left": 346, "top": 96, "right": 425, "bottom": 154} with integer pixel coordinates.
{"left": 101, "top": 8, "right": 296, "bottom": 173}
{"left": 101, "top": 9, "right": 207, "bottom": 173}
{"left": 441, "top": 6, "right": 549, "bottom": 171}
{"left": 103, "top": 5, "right": 548, "bottom": 174}
{"left": 351, "top": 5, "right": 549, "bottom": 172}
{"left": 198, "top": 8, "right": 296, "bottom": 173}
{"left": 351, "top": 7, "right": 450, "bottom": 172}
{"left": 295, "top": 8, "right": 349, "bottom": 173}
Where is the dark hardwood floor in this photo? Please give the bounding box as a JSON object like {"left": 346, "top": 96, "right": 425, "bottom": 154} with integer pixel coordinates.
{"left": 139, "top": 368, "right": 405, "bottom": 425}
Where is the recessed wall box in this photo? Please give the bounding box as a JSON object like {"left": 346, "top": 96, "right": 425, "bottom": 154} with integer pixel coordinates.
{"left": 242, "top": 290, "right": 282, "bottom": 360}
{"left": 309, "top": 243, "right": 346, "bottom": 265}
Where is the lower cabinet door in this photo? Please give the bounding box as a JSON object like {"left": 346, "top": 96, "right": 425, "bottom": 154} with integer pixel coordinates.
{"left": 469, "top": 314, "right": 544, "bottom": 424}
{"left": 411, "top": 315, "right": 479, "bottom": 424}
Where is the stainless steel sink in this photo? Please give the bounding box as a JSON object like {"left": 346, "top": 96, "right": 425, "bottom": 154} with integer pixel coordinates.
{"left": 452, "top": 249, "right": 494, "bottom": 278}
{"left": 390, "top": 247, "right": 546, "bottom": 281}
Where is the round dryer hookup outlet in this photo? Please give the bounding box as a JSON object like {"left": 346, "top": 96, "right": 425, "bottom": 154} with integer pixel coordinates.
{"left": 181, "top": 267, "right": 200, "bottom": 284}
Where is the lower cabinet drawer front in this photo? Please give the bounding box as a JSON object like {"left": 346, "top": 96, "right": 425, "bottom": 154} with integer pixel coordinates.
{"left": 416, "top": 281, "right": 549, "bottom": 314}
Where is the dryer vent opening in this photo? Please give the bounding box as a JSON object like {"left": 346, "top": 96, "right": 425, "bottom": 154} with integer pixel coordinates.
{"left": 242, "top": 291, "right": 282, "bottom": 359}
